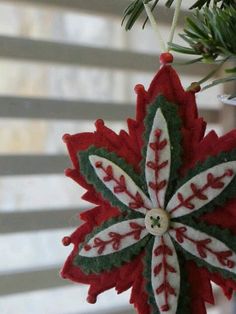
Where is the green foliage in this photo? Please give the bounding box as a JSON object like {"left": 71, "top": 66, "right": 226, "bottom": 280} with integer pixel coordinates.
{"left": 170, "top": 5, "right": 236, "bottom": 88}
{"left": 170, "top": 6, "right": 236, "bottom": 60}
{"left": 122, "top": 1, "right": 236, "bottom": 90}
{"left": 191, "top": 0, "right": 236, "bottom": 9}
{"left": 122, "top": 0, "right": 173, "bottom": 31}
{"left": 122, "top": 0, "right": 235, "bottom": 30}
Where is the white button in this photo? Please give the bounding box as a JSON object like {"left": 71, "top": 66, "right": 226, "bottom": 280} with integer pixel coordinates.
{"left": 145, "top": 208, "right": 170, "bottom": 236}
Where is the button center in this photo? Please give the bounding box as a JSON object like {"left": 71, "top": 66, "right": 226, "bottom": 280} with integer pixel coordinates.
{"left": 150, "top": 215, "right": 161, "bottom": 228}
{"left": 145, "top": 208, "right": 169, "bottom": 236}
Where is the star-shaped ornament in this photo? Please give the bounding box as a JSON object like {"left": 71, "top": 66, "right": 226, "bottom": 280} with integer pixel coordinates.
{"left": 61, "top": 55, "right": 236, "bottom": 314}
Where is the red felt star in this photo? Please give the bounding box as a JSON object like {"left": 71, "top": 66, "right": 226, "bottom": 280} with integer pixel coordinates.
{"left": 61, "top": 63, "right": 236, "bottom": 314}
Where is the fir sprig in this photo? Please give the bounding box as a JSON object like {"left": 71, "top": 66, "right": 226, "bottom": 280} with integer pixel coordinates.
{"left": 170, "top": 6, "right": 236, "bottom": 61}
{"left": 122, "top": 0, "right": 236, "bottom": 30}
{"left": 191, "top": 0, "right": 236, "bottom": 9}
{"left": 169, "top": 6, "right": 236, "bottom": 88}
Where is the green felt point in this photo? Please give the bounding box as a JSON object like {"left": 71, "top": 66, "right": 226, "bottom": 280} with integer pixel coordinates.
{"left": 143, "top": 238, "right": 191, "bottom": 314}
{"left": 173, "top": 218, "right": 236, "bottom": 282}
{"left": 173, "top": 149, "right": 236, "bottom": 219}
{"left": 74, "top": 212, "right": 151, "bottom": 274}
{"left": 79, "top": 146, "right": 148, "bottom": 214}
{"left": 141, "top": 95, "right": 182, "bottom": 207}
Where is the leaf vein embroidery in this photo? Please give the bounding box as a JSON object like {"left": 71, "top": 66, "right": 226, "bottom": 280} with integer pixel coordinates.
{"left": 147, "top": 128, "right": 169, "bottom": 208}
{"left": 84, "top": 222, "right": 145, "bottom": 255}
{"left": 169, "top": 169, "right": 234, "bottom": 215}
{"left": 154, "top": 236, "right": 176, "bottom": 312}
{"left": 95, "top": 161, "right": 150, "bottom": 210}
{"left": 173, "top": 226, "right": 235, "bottom": 269}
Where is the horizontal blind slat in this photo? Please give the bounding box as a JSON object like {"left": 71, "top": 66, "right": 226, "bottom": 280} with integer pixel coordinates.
{"left": 3, "top": 0, "right": 188, "bottom": 25}
{"left": 2, "top": 0, "right": 133, "bottom": 16}
{"left": 0, "top": 266, "right": 68, "bottom": 295}
{"left": 0, "top": 264, "right": 221, "bottom": 298}
{"left": 0, "top": 96, "right": 220, "bottom": 121}
{"left": 0, "top": 35, "right": 215, "bottom": 75}
{"left": 0, "top": 96, "right": 135, "bottom": 120}
{"left": 0, "top": 208, "right": 81, "bottom": 233}
{"left": 0, "top": 266, "right": 135, "bottom": 314}
{"left": 0, "top": 155, "right": 68, "bottom": 175}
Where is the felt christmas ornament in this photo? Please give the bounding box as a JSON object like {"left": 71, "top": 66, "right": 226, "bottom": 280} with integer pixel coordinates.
{"left": 61, "top": 55, "right": 236, "bottom": 314}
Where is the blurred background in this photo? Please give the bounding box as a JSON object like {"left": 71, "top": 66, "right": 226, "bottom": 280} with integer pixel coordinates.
{"left": 0, "top": 0, "right": 235, "bottom": 313}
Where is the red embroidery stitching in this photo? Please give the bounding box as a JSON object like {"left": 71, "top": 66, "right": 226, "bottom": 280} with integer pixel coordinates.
{"left": 85, "top": 222, "right": 145, "bottom": 255}
{"left": 173, "top": 226, "right": 235, "bottom": 269}
{"left": 147, "top": 128, "right": 169, "bottom": 207}
{"left": 95, "top": 161, "right": 150, "bottom": 210}
{"left": 169, "top": 169, "right": 234, "bottom": 215}
{"left": 154, "top": 237, "right": 176, "bottom": 312}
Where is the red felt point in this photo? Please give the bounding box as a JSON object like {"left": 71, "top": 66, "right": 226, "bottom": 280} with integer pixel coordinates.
{"left": 134, "top": 84, "right": 145, "bottom": 94}
{"left": 64, "top": 168, "right": 72, "bottom": 177}
{"left": 160, "top": 52, "right": 173, "bottom": 65}
{"left": 187, "top": 82, "right": 201, "bottom": 93}
{"left": 87, "top": 295, "right": 97, "bottom": 304}
{"left": 62, "top": 236, "right": 71, "bottom": 246}
{"left": 95, "top": 119, "right": 105, "bottom": 129}
{"left": 62, "top": 133, "right": 71, "bottom": 143}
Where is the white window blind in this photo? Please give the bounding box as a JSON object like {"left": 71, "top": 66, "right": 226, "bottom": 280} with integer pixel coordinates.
{"left": 0, "top": 1, "right": 232, "bottom": 313}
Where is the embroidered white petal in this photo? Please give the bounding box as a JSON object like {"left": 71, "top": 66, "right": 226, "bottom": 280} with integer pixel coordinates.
{"left": 89, "top": 155, "right": 152, "bottom": 214}
{"left": 151, "top": 233, "right": 180, "bottom": 314}
{"left": 166, "top": 161, "right": 236, "bottom": 218}
{"left": 169, "top": 222, "right": 236, "bottom": 273}
{"left": 145, "top": 108, "right": 171, "bottom": 208}
{"left": 80, "top": 218, "right": 147, "bottom": 257}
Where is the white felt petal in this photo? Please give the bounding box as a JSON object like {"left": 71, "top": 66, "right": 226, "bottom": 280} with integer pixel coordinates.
{"left": 169, "top": 222, "right": 236, "bottom": 273}
{"left": 166, "top": 161, "right": 236, "bottom": 218}
{"left": 145, "top": 108, "right": 171, "bottom": 208}
{"left": 151, "top": 234, "right": 180, "bottom": 314}
{"left": 89, "top": 155, "right": 152, "bottom": 214}
{"left": 80, "top": 218, "right": 147, "bottom": 257}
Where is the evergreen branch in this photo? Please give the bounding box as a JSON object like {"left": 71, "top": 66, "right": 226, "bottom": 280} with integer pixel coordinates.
{"left": 170, "top": 6, "right": 236, "bottom": 60}
{"left": 190, "top": 0, "right": 236, "bottom": 9}
{"left": 122, "top": 0, "right": 236, "bottom": 30}
{"left": 202, "top": 75, "right": 236, "bottom": 90}
{"left": 169, "top": 6, "right": 236, "bottom": 88}
{"left": 174, "top": 57, "right": 204, "bottom": 65}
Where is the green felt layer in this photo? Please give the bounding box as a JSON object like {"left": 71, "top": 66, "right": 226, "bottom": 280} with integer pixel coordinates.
{"left": 79, "top": 146, "right": 148, "bottom": 214}
{"left": 175, "top": 256, "right": 191, "bottom": 314}
{"left": 141, "top": 95, "right": 182, "bottom": 207}
{"left": 172, "top": 218, "right": 236, "bottom": 282}
{"left": 173, "top": 149, "right": 236, "bottom": 219}
{"left": 143, "top": 237, "right": 190, "bottom": 314}
{"left": 74, "top": 212, "right": 151, "bottom": 274}
{"left": 143, "top": 237, "right": 160, "bottom": 314}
